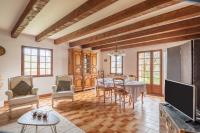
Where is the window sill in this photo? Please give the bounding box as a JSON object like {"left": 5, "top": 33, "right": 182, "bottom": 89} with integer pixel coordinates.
{"left": 110, "top": 73, "right": 123, "bottom": 75}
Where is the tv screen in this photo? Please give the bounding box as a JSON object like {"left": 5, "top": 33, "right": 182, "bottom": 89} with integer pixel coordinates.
{"left": 165, "top": 80, "right": 195, "bottom": 120}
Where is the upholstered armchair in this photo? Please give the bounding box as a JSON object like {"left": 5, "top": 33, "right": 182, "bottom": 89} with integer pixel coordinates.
{"left": 52, "top": 75, "right": 74, "bottom": 107}
{"left": 5, "top": 76, "right": 39, "bottom": 118}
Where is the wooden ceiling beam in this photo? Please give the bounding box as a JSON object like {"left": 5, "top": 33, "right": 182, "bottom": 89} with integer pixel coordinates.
{"left": 93, "top": 26, "right": 200, "bottom": 50}
{"left": 101, "top": 34, "right": 200, "bottom": 51}
{"left": 70, "top": 5, "right": 200, "bottom": 47}
{"left": 35, "top": 0, "right": 117, "bottom": 42}
{"left": 83, "top": 17, "right": 200, "bottom": 48}
{"left": 11, "top": 0, "right": 49, "bottom": 38}
{"left": 55, "top": 0, "right": 181, "bottom": 44}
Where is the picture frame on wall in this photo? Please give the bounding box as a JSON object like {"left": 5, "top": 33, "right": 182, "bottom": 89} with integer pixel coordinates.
{"left": 0, "top": 46, "right": 6, "bottom": 56}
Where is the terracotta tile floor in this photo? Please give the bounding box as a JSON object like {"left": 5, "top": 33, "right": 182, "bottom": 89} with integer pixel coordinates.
{"left": 0, "top": 90, "right": 164, "bottom": 133}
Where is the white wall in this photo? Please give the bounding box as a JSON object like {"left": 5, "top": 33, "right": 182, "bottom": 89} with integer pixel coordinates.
{"left": 167, "top": 42, "right": 192, "bottom": 84}
{"left": 167, "top": 45, "right": 182, "bottom": 82}
{"left": 100, "top": 40, "right": 190, "bottom": 95}
{"left": 0, "top": 30, "right": 68, "bottom": 101}
{"left": 96, "top": 50, "right": 101, "bottom": 72}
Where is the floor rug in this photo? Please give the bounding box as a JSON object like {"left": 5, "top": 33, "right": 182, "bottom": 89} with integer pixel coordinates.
{"left": 0, "top": 110, "right": 85, "bottom": 133}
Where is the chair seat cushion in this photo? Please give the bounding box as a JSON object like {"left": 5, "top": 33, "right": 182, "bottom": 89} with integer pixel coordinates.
{"left": 53, "top": 91, "right": 73, "bottom": 98}
{"left": 9, "top": 95, "right": 38, "bottom": 106}
{"left": 57, "top": 81, "right": 71, "bottom": 92}
{"left": 12, "top": 81, "right": 32, "bottom": 97}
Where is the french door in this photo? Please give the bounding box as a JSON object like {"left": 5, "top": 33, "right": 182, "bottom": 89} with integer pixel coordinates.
{"left": 137, "top": 50, "right": 162, "bottom": 95}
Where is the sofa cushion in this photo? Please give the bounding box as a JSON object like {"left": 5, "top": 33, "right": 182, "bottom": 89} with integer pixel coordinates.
{"left": 9, "top": 95, "right": 38, "bottom": 106}
{"left": 57, "top": 81, "right": 71, "bottom": 92}
{"left": 12, "top": 81, "right": 32, "bottom": 97}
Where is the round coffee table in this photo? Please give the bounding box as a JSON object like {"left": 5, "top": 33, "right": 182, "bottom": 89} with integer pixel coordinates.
{"left": 17, "top": 110, "right": 60, "bottom": 133}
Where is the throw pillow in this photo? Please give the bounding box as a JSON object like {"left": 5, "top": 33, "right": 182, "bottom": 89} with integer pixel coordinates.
{"left": 12, "top": 81, "right": 32, "bottom": 97}
{"left": 57, "top": 80, "right": 71, "bottom": 92}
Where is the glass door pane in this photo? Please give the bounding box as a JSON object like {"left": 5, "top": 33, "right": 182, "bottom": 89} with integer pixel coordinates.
{"left": 152, "top": 51, "right": 161, "bottom": 85}
{"left": 138, "top": 52, "right": 151, "bottom": 84}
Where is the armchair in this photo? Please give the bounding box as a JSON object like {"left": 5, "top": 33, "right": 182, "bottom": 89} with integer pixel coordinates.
{"left": 5, "top": 76, "right": 39, "bottom": 118}
{"left": 52, "top": 75, "right": 74, "bottom": 107}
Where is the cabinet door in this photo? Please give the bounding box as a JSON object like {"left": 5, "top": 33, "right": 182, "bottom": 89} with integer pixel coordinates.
{"left": 68, "top": 49, "right": 73, "bottom": 75}
{"left": 91, "top": 53, "right": 97, "bottom": 74}
{"left": 73, "top": 50, "right": 82, "bottom": 75}
{"left": 91, "top": 76, "right": 97, "bottom": 87}
{"left": 83, "top": 75, "right": 91, "bottom": 88}
{"left": 91, "top": 53, "right": 97, "bottom": 66}
{"left": 82, "top": 51, "right": 91, "bottom": 74}
{"left": 74, "top": 76, "right": 82, "bottom": 91}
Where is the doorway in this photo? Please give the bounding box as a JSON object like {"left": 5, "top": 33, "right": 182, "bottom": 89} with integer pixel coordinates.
{"left": 137, "top": 50, "right": 162, "bottom": 95}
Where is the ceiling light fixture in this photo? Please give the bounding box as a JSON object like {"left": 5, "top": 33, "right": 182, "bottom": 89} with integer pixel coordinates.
{"left": 107, "top": 45, "right": 126, "bottom": 56}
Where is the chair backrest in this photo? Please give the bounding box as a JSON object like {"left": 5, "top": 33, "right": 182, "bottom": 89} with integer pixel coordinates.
{"left": 56, "top": 75, "right": 73, "bottom": 85}
{"left": 97, "top": 70, "right": 105, "bottom": 87}
{"left": 8, "top": 76, "right": 33, "bottom": 90}
{"left": 114, "top": 74, "right": 126, "bottom": 79}
{"left": 8, "top": 76, "right": 33, "bottom": 97}
{"left": 127, "top": 75, "right": 138, "bottom": 80}
{"left": 113, "top": 77, "right": 125, "bottom": 90}
{"left": 55, "top": 75, "right": 73, "bottom": 92}
{"left": 97, "top": 70, "right": 104, "bottom": 79}
{"left": 106, "top": 73, "right": 115, "bottom": 78}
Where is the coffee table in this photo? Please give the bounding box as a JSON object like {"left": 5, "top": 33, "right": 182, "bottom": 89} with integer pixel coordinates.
{"left": 17, "top": 110, "right": 60, "bottom": 133}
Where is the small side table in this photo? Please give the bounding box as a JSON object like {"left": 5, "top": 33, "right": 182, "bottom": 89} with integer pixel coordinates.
{"left": 17, "top": 110, "right": 60, "bottom": 133}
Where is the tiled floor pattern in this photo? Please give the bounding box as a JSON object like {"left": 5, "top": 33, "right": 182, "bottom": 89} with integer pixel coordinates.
{"left": 0, "top": 90, "right": 163, "bottom": 133}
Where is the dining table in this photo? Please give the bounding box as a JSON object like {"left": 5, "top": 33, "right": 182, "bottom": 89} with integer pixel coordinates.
{"left": 96, "top": 78, "right": 146, "bottom": 109}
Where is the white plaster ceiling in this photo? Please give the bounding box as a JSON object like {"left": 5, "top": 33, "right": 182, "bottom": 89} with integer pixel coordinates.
{"left": 0, "top": 0, "right": 29, "bottom": 31}
{"left": 0, "top": 0, "right": 195, "bottom": 42}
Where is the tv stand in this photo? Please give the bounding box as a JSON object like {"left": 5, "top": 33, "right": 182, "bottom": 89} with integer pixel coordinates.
{"left": 160, "top": 103, "right": 200, "bottom": 133}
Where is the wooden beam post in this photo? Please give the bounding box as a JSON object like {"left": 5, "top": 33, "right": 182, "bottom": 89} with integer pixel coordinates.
{"left": 70, "top": 5, "right": 200, "bottom": 47}
{"left": 55, "top": 0, "right": 181, "bottom": 44}
{"left": 82, "top": 17, "right": 200, "bottom": 48}
{"left": 35, "top": 0, "right": 117, "bottom": 42}
{"left": 93, "top": 26, "right": 200, "bottom": 50}
{"left": 101, "top": 34, "right": 200, "bottom": 51}
{"left": 11, "top": 0, "right": 49, "bottom": 38}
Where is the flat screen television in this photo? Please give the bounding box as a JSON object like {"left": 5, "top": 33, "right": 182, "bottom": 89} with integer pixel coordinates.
{"left": 165, "top": 80, "right": 196, "bottom": 121}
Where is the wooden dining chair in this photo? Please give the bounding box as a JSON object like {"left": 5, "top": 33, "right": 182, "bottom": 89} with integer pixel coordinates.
{"left": 98, "top": 70, "right": 104, "bottom": 78}
{"left": 113, "top": 77, "right": 131, "bottom": 111}
{"left": 96, "top": 70, "right": 105, "bottom": 97}
{"left": 96, "top": 77, "right": 113, "bottom": 103}
{"left": 127, "top": 75, "right": 138, "bottom": 80}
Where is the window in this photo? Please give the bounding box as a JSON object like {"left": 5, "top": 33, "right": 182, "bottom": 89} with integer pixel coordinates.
{"left": 22, "top": 46, "right": 53, "bottom": 77}
{"left": 110, "top": 55, "right": 123, "bottom": 74}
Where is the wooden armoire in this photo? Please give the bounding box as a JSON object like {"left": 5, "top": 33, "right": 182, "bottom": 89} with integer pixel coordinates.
{"left": 68, "top": 48, "right": 97, "bottom": 92}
